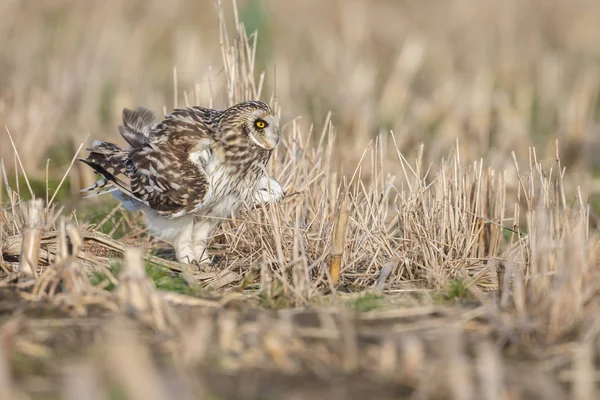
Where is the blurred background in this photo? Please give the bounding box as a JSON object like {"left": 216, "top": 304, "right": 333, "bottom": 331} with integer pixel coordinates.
{"left": 1, "top": 0, "right": 600, "bottom": 202}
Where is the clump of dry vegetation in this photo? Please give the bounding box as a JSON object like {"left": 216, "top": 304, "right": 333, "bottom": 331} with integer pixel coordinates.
{"left": 1, "top": 0, "right": 600, "bottom": 399}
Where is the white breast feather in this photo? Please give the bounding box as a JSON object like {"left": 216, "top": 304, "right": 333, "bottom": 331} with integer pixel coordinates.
{"left": 145, "top": 211, "right": 195, "bottom": 243}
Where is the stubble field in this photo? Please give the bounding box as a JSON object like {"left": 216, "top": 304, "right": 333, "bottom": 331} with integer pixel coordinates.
{"left": 1, "top": 1, "right": 600, "bottom": 399}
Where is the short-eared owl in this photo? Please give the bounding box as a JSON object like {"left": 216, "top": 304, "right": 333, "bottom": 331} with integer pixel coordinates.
{"left": 79, "top": 101, "right": 284, "bottom": 266}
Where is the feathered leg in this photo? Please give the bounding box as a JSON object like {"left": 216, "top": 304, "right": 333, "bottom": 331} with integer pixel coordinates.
{"left": 144, "top": 213, "right": 216, "bottom": 269}
{"left": 191, "top": 219, "right": 216, "bottom": 267}
{"left": 173, "top": 220, "right": 196, "bottom": 264}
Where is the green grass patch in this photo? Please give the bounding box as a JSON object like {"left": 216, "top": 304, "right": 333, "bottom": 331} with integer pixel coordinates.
{"left": 78, "top": 203, "right": 132, "bottom": 239}
{"left": 260, "top": 294, "right": 294, "bottom": 310}
{"left": 443, "top": 278, "right": 468, "bottom": 301}
{"left": 89, "top": 260, "right": 203, "bottom": 296}
{"left": 1, "top": 175, "right": 71, "bottom": 203}
{"left": 259, "top": 280, "right": 295, "bottom": 309}
{"left": 346, "top": 293, "right": 384, "bottom": 312}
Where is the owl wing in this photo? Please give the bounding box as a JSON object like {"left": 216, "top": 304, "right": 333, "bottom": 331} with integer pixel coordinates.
{"left": 118, "top": 106, "right": 158, "bottom": 148}
{"left": 130, "top": 141, "right": 216, "bottom": 217}
{"left": 81, "top": 107, "right": 219, "bottom": 218}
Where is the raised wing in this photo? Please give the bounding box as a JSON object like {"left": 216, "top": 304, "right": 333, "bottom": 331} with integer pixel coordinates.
{"left": 126, "top": 138, "right": 212, "bottom": 218}
{"left": 81, "top": 106, "right": 219, "bottom": 218}
{"left": 119, "top": 106, "right": 157, "bottom": 148}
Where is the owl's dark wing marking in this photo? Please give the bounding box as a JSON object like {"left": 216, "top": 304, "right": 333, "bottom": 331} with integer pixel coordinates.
{"left": 80, "top": 107, "right": 218, "bottom": 218}
{"left": 126, "top": 138, "right": 213, "bottom": 218}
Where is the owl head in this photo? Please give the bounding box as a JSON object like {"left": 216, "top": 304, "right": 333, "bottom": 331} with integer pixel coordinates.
{"left": 221, "top": 101, "right": 281, "bottom": 150}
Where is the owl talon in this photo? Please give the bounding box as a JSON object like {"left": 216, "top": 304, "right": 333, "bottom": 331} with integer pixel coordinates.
{"left": 190, "top": 258, "right": 215, "bottom": 272}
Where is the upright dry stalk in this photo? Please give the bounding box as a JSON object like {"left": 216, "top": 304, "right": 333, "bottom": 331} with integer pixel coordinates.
{"left": 119, "top": 248, "right": 151, "bottom": 309}
{"left": 18, "top": 198, "right": 44, "bottom": 279}
{"left": 105, "top": 321, "right": 169, "bottom": 400}
{"left": 340, "top": 311, "right": 358, "bottom": 372}
{"left": 260, "top": 253, "right": 273, "bottom": 299}
{"left": 445, "top": 330, "right": 474, "bottom": 400}
{"left": 179, "top": 315, "right": 214, "bottom": 368}
{"left": 0, "top": 335, "right": 14, "bottom": 400}
{"left": 61, "top": 363, "right": 101, "bottom": 400}
{"left": 572, "top": 341, "right": 596, "bottom": 400}
{"left": 400, "top": 335, "right": 425, "bottom": 384}
{"left": 329, "top": 195, "right": 350, "bottom": 284}
{"left": 476, "top": 341, "right": 504, "bottom": 400}
{"left": 60, "top": 222, "right": 88, "bottom": 294}
{"left": 118, "top": 248, "right": 169, "bottom": 331}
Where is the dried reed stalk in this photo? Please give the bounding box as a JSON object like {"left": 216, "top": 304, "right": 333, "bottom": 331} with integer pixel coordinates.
{"left": 105, "top": 321, "right": 169, "bottom": 400}
{"left": 61, "top": 362, "right": 101, "bottom": 400}
{"left": 117, "top": 248, "right": 173, "bottom": 332}
{"left": 18, "top": 198, "right": 44, "bottom": 279}
{"left": 0, "top": 336, "right": 14, "bottom": 400}
{"left": 330, "top": 195, "right": 350, "bottom": 284}
{"left": 30, "top": 218, "right": 91, "bottom": 298}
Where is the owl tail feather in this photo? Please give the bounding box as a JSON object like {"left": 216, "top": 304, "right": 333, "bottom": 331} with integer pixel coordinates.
{"left": 80, "top": 177, "right": 117, "bottom": 198}
{"left": 78, "top": 141, "right": 149, "bottom": 209}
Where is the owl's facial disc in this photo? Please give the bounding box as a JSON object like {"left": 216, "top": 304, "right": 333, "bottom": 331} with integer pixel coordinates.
{"left": 248, "top": 113, "right": 280, "bottom": 150}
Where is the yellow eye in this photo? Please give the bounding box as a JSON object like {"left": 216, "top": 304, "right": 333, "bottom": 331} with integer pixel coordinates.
{"left": 255, "top": 120, "right": 267, "bottom": 129}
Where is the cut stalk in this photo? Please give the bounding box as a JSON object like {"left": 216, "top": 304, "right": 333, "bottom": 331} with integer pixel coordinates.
{"left": 18, "top": 199, "right": 44, "bottom": 279}
{"left": 330, "top": 194, "right": 349, "bottom": 284}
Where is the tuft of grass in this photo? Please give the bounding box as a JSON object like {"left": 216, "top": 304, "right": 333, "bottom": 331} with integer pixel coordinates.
{"left": 89, "top": 260, "right": 202, "bottom": 296}
{"left": 260, "top": 294, "right": 294, "bottom": 310}
{"left": 146, "top": 262, "right": 201, "bottom": 295}
{"left": 259, "top": 279, "right": 294, "bottom": 309}
{"left": 1, "top": 176, "right": 71, "bottom": 203}
{"left": 443, "top": 278, "right": 469, "bottom": 302}
{"left": 89, "top": 269, "right": 117, "bottom": 291}
{"left": 347, "top": 293, "right": 384, "bottom": 312}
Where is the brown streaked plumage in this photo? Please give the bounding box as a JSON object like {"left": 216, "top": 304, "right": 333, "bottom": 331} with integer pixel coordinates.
{"left": 79, "top": 100, "right": 284, "bottom": 266}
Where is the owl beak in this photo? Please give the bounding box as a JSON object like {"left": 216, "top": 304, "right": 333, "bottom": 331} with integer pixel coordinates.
{"left": 263, "top": 129, "right": 280, "bottom": 149}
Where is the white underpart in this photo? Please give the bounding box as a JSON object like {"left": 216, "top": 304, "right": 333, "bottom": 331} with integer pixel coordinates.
{"left": 141, "top": 154, "right": 242, "bottom": 265}
{"left": 190, "top": 218, "right": 214, "bottom": 263}
{"left": 146, "top": 213, "right": 196, "bottom": 263}
{"left": 112, "top": 190, "right": 145, "bottom": 211}
{"left": 143, "top": 174, "right": 283, "bottom": 265}
{"left": 142, "top": 211, "right": 214, "bottom": 265}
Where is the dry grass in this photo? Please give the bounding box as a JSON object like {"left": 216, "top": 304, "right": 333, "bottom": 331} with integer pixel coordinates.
{"left": 1, "top": 0, "right": 600, "bottom": 399}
